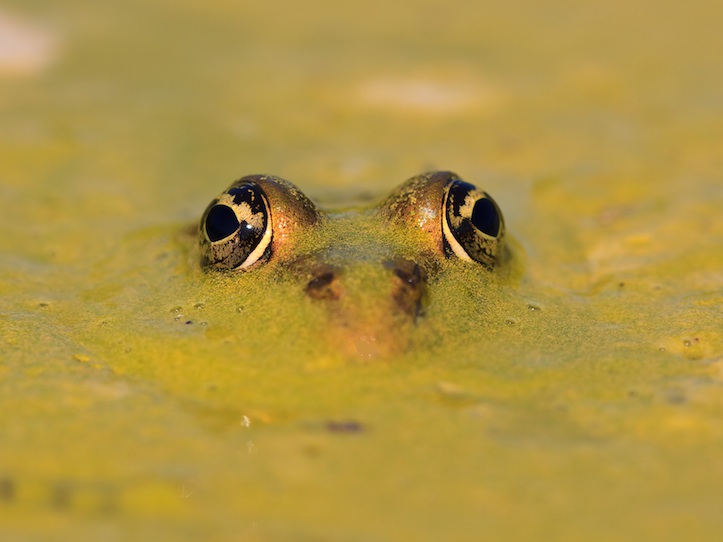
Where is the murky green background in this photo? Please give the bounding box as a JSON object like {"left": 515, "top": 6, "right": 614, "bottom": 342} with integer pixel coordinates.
{"left": 1, "top": 0, "right": 722, "bottom": 540}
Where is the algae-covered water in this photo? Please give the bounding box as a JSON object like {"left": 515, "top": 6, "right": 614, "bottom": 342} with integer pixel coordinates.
{"left": 1, "top": 1, "right": 722, "bottom": 540}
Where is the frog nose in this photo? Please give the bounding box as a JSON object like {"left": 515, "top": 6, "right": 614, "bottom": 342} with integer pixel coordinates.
{"left": 303, "top": 258, "right": 427, "bottom": 359}
{"left": 382, "top": 258, "right": 427, "bottom": 320}
{"left": 304, "top": 264, "right": 342, "bottom": 301}
{"left": 304, "top": 259, "right": 427, "bottom": 320}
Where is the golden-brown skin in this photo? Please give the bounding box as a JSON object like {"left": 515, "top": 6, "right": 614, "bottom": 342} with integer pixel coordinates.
{"left": 198, "top": 171, "right": 506, "bottom": 359}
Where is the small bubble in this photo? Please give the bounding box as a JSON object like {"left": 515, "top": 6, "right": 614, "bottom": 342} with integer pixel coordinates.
{"left": 505, "top": 318, "right": 517, "bottom": 326}
{"left": 659, "top": 347, "right": 666, "bottom": 352}
{"left": 173, "top": 314, "right": 184, "bottom": 321}
{"left": 199, "top": 321, "right": 207, "bottom": 326}
{"left": 170, "top": 306, "right": 183, "bottom": 313}
{"left": 683, "top": 339, "right": 692, "bottom": 347}
{"left": 527, "top": 304, "right": 541, "bottom": 312}
{"left": 236, "top": 306, "right": 244, "bottom": 313}
{"left": 180, "top": 484, "right": 193, "bottom": 499}
{"left": 193, "top": 302, "right": 205, "bottom": 310}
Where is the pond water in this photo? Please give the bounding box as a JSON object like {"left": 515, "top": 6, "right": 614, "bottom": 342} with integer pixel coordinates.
{"left": 1, "top": 1, "right": 722, "bottom": 540}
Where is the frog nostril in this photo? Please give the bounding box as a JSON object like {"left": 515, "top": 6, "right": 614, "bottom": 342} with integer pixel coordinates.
{"left": 305, "top": 268, "right": 341, "bottom": 301}
{"left": 386, "top": 259, "right": 427, "bottom": 320}
{"left": 308, "top": 271, "right": 335, "bottom": 289}
{"left": 393, "top": 263, "right": 423, "bottom": 286}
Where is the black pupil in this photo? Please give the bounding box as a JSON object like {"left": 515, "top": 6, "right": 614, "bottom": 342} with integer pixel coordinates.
{"left": 471, "top": 198, "right": 499, "bottom": 236}
{"left": 237, "top": 220, "right": 254, "bottom": 240}
{"left": 205, "top": 205, "right": 239, "bottom": 242}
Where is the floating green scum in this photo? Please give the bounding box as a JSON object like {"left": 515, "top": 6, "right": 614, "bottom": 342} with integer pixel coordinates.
{"left": 1, "top": 0, "right": 722, "bottom": 541}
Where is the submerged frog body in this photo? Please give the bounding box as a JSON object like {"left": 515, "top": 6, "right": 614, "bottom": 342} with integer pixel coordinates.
{"left": 198, "top": 171, "right": 506, "bottom": 359}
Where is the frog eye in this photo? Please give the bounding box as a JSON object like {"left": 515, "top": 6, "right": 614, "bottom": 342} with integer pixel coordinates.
{"left": 442, "top": 179, "right": 505, "bottom": 268}
{"left": 200, "top": 182, "right": 272, "bottom": 270}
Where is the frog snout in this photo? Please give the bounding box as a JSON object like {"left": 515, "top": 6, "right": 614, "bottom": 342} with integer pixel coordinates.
{"left": 304, "top": 259, "right": 426, "bottom": 319}
{"left": 303, "top": 259, "right": 427, "bottom": 359}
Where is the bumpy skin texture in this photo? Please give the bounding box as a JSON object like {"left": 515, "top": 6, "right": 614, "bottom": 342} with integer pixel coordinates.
{"left": 199, "top": 174, "right": 322, "bottom": 270}
{"left": 378, "top": 170, "right": 454, "bottom": 257}
{"left": 245, "top": 175, "right": 322, "bottom": 257}
{"left": 378, "top": 170, "right": 506, "bottom": 268}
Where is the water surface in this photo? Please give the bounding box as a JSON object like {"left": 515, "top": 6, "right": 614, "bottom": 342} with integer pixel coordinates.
{"left": 1, "top": 1, "right": 722, "bottom": 540}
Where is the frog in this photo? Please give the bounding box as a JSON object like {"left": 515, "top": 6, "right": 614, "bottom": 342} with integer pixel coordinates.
{"left": 197, "top": 171, "right": 508, "bottom": 360}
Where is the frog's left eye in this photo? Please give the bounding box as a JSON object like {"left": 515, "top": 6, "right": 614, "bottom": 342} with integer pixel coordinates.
{"left": 200, "top": 183, "right": 272, "bottom": 270}
{"left": 442, "top": 179, "right": 505, "bottom": 268}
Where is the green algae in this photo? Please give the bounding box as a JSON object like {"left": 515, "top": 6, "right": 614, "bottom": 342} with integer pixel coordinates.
{"left": 1, "top": 0, "right": 722, "bottom": 540}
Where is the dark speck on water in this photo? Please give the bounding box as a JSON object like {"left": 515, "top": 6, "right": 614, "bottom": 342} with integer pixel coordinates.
{"left": 52, "top": 482, "right": 72, "bottom": 509}
{"left": 326, "top": 420, "right": 365, "bottom": 433}
{"left": 0, "top": 477, "right": 15, "bottom": 501}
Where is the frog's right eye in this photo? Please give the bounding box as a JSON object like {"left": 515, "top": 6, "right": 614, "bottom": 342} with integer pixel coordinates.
{"left": 442, "top": 179, "right": 505, "bottom": 269}
{"left": 379, "top": 171, "right": 506, "bottom": 270}
{"left": 200, "top": 183, "right": 272, "bottom": 271}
